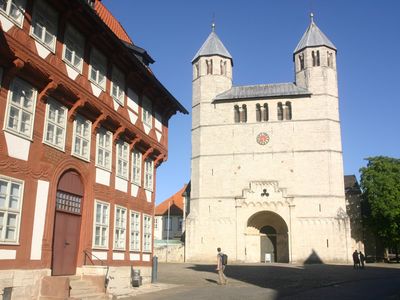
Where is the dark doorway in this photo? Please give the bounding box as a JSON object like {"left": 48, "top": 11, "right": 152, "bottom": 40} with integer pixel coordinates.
{"left": 260, "top": 226, "right": 277, "bottom": 262}
{"left": 52, "top": 171, "right": 83, "bottom": 276}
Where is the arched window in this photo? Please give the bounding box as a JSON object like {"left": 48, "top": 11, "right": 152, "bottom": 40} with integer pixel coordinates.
{"left": 241, "top": 104, "right": 247, "bottom": 123}
{"left": 206, "top": 59, "right": 213, "bottom": 75}
{"left": 263, "top": 103, "right": 269, "bottom": 121}
{"left": 195, "top": 63, "right": 199, "bottom": 78}
{"left": 220, "top": 60, "right": 225, "bottom": 75}
{"left": 312, "top": 51, "right": 316, "bottom": 66}
{"left": 285, "top": 101, "right": 292, "bottom": 120}
{"left": 327, "top": 52, "right": 333, "bottom": 67}
{"left": 277, "top": 102, "right": 283, "bottom": 120}
{"left": 256, "top": 104, "right": 261, "bottom": 122}
{"left": 234, "top": 105, "right": 240, "bottom": 123}
{"left": 299, "top": 53, "right": 305, "bottom": 70}
{"left": 316, "top": 50, "right": 320, "bottom": 66}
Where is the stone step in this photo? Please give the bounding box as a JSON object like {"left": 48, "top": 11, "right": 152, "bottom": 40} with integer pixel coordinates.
{"left": 71, "top": 292, "right": 111, "bottom": 300}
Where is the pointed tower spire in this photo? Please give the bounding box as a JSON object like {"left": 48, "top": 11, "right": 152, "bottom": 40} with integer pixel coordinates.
{"left": 294, "top": 13, "right": 336, "bottom": 54}
{"left": 192, "top": 25, "right": 232, "bottom": 64}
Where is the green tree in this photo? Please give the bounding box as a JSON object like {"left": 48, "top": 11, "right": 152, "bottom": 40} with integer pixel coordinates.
{"left": 360, "top": 156, "right": 400, "bottom": 261}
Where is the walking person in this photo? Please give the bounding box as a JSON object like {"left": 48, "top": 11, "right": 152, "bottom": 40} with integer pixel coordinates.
{"left": 352, "top": 250, "right": 360, "bottom": 269}
{"left": 359, "top": 251, "right": 366, "bottom": 269}
{"left": 216, "top": 247, "right": 227, "bottom": 285}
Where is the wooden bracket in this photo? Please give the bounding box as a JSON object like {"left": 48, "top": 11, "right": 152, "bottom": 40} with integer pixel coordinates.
{"left": 68, "top": 98, "right": 86, "bottom": 121}
{"left": 142, "top": 147, "right": 154, "bottom": 161}
{"left": 113, "top": 126, "right": 126, "bottom": 143}
{"left": 129, "top": 137, "right": 142, "bottom": 151}
{"left": 154, "top": 153, "right": 166, "bottom": 167}
{"left": 39, "top": 79, "right": 58, "bottom": 102}
{"left": 92, "top": 112, "right": 107, "bottom": 133}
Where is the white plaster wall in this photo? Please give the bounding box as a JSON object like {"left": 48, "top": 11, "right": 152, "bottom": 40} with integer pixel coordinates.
{"left": 30, "top": 180, "right": 49, "bottom": 260}
{"left": 95, "top": 168, "right": 111, "bottom": 186}
{"left": 115, "top": 177, "right": 128, "bottom": 193}
{"left": 4, "top": 132, "right": 31, "bottom": 161}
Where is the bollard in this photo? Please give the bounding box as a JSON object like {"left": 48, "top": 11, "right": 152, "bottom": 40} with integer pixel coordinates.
{"left": 131, "top": 266, "right": 141, "bottom": 287}
{"left": 152, "top": 255, "right": 158, "bottom": 283}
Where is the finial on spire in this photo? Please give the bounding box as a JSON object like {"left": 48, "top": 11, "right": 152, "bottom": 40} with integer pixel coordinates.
{"left": 310, "top": 12, "right": 314, "bottom": 23}
{"left": 211, "top": 13, "right": 216, "bottom": 32}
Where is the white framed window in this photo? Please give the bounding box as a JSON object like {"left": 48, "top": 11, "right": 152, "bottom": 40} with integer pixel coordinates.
{"left": 89, "top": 48, "right": 106, "bottom": 90}
{"left": 0, "top": 176, "right": 24, "bottom": 244}
{"left": 72, "top": 115, "right": 91, "bottom": 161}
{"left": 4, "top": 77, "right": 37, "bottom": 139}
{"left": 30, "top": 0, "right": 58, "bottom": 52}
{"left": 144, "top": 158, "right": 154, "bottom": 191}
{"left": 96, "top": 128, "right": 112, "bottom": 171}
{"left": 62, "top": 25, "right": 84, "bottom": 73}
{"left": 93, "top": 200, "right": 109, "bottom": 249}
{"left": 0, "top": 0, "right": 26, "bottom": 27}
{"left": 114, "top": 206, "right": 127, "bottom": 250}
{"left": 116, "top": 140, "right": 129, "bottom": 179}
{"left": 131, "top": 149, "right": 142, "bottom": 186}
{"left": 130, "top": 210, "right": 141, "bottom": 251}
{"left": 111, "top": 66, "right": 125, "bottom": 105}
{"left": 43, "top": 98, "right": 67, "bottom": 151}
{"left": 142, "top": 97, "right": 152, "bottom": 127}
{"left": 143, "top": 214, "right": 152, "bottom": 252}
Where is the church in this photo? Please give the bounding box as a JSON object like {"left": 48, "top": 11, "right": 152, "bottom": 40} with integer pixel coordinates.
{"left": 186, "top": 15, "right": 353, "bottom": 263}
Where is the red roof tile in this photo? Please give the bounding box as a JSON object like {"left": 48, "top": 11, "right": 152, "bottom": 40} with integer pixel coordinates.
{"left": 155, "top": 184, "right": 187, "bottom": 216}
{"left": 94, "top": 0, "right": 133, "bottom": 44}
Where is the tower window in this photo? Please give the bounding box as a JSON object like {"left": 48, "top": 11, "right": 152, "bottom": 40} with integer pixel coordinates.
{"left": 195, "top": 63, "right": 199, "bottom": 78}
{"left": 256, "top": 103, "right": 269, "bottom": 122}
{"left": 263, "top": 103, "right": 269, "bottom": 121}
{"left": 299, "top": 53, "right": 305, "bottom": 71}
{"left": 256, "top": 104, "right": 261, "bottom": 122}
{"left": 234, "top": 105, "right": 240, "bottom": 123}
{"left": 241, "top": 105, "right": 247, "bottom": 123}
{"left": 220, "top": 60, "right": 227, "bottom": 75}
{"left": 312, "top": 50, "right": 320, "bottom": 67}
{"left": 277, "top": 102, "right": 283, "bottom": 120}
{"left": 327, "top": 52, "right": 333, "bottom": 67}
{"left": 206, "top": 59, "right": 213, "bottom": 75}
{"left": 284, "top": 101, "right": 292, "bottom": 120}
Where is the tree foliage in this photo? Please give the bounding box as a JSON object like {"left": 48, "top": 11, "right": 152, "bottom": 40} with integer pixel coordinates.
{"left": 360, "top": 156, "right": 400, "bottom": 248}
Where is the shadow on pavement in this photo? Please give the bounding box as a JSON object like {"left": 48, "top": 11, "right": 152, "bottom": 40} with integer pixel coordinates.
{"left": 185, "top": 263, "right": 400, "bottom": 298}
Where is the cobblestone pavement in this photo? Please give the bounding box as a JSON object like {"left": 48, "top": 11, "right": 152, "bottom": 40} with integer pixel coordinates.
{"left": 122, "top": 262, "right": 400, "bottom": 300}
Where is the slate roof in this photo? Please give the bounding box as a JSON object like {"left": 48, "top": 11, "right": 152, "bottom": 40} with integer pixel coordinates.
{"left": 214, "top": 83, "right": 311, "bottom": 102}
{"left": 294, "top": 16, "right": 336, "bottom": 54}
{"left": 192, "top": 30, "right": 232, "bottom": 63}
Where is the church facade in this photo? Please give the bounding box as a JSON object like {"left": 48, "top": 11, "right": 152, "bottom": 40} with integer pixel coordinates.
{"left": 186, "top": 17, "right": 352, "bottom": 263}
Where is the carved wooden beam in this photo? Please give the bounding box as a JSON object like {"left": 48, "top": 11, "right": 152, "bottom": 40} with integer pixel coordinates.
{"left": 92, "top": 112, "right": 107, "bottom": 133}
{"left": 142, "top": 147, "right": 154, "bottom": 161}
{"left": 129, "top": 137, "right": 142, "bottom": 151}
{"left": 154, "top": 153, "right": 166, "bottom": 168}
{"left": 113, "top": 126, "right": 126, "bottom": 143}
{"left": 68, "top": 98, "right": 86, "bottom": 121}
{"left": 3, "top": 58, "right": 25, "bottom": 87}
{"left": 38, "top": 79, "right": 58, "bottom": 102}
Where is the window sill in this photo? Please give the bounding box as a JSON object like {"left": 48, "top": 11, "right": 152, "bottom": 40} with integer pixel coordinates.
{"left": 3, "top": 128, "right": 33, "bottom": 142}
{"left": 0, "top": 11, "right": 24, "bottom": 28}
{"left": 92, "top": 246, "right": 109, "bottom": 251}
{"left": 116, "top": 174, "right": 128, "bottom": 181}
{"left": 95, "top": 165, "right": 112, "bottom": 173}
{"left": 62, "top": 58, "right": 83, "bottom": 75}
{"left": 111, "top": 96, "right": 124, "bottom": 107}
{"left": 88, "top": 78, "right": 106, "bottom": 92}
{"left": 71, "top": 152, "right": 90, "bottom": 163}
{"left": 43, "top": 140, "right": 66, "bottom": 153}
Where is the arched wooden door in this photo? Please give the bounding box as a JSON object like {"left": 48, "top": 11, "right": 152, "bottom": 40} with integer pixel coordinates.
{"left": 52, "top": 171, "right": 83, "bottom": 276}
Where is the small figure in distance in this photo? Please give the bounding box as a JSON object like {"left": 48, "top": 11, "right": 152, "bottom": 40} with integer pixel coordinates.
{"left": 352, "top": 250, "right": 360, "bottom": 269}
{"left": 359, "top": 251, "right": 366, "bottom": 269}
{"left": 216, "top": 247, "right": 227, "bottom": 285}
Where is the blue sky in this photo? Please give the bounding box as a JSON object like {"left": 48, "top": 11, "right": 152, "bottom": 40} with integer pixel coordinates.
{"left": 103, "top": 0, "right": 400, "bottom": 204}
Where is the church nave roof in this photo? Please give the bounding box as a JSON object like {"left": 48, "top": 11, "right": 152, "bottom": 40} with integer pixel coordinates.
{"left": 214, "top": 83, "right": 310, "bottom": 102}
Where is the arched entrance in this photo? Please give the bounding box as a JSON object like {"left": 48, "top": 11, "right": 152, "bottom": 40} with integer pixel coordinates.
{"left": 247, "top": 211, "right": 289, "bottom": 263}
{"left": 52, "top": 170, "right": 83, "bottom": 275}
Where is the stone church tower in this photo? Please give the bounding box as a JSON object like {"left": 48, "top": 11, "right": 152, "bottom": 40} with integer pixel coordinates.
{"left": 186, "top": 16, "right": 351, "bottom": 263}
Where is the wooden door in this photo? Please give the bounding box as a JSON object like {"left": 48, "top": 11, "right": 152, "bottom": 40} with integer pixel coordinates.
{"left": 52, "top": 170, "right": 84, "bottom": 276}
{"left": 52, "top": 210, "right": 81, "bottom": 275}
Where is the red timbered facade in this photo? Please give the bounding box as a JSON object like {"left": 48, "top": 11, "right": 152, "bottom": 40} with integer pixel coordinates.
{"left": 0, "top": 0, "right": 187, "bottom": 297}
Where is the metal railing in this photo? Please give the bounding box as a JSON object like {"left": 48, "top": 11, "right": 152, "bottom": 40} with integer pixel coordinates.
{"left": 83, "top": 249, "right": 110, "bottom": 289}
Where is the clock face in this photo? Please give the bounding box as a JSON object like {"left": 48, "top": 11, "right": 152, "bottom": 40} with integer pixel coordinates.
{"left": 256, "top": 132, "right": 270, "bottom": 145}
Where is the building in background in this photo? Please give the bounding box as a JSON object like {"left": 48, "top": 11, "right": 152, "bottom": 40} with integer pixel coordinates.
{"left": 187, "top": 15, "right": 352, "bottom": 263}
{"left": 0, "top": 0, "right": 187, "bottom": 298}
{"left": 154, "top": 184, "right": 187, "bottom": 241}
